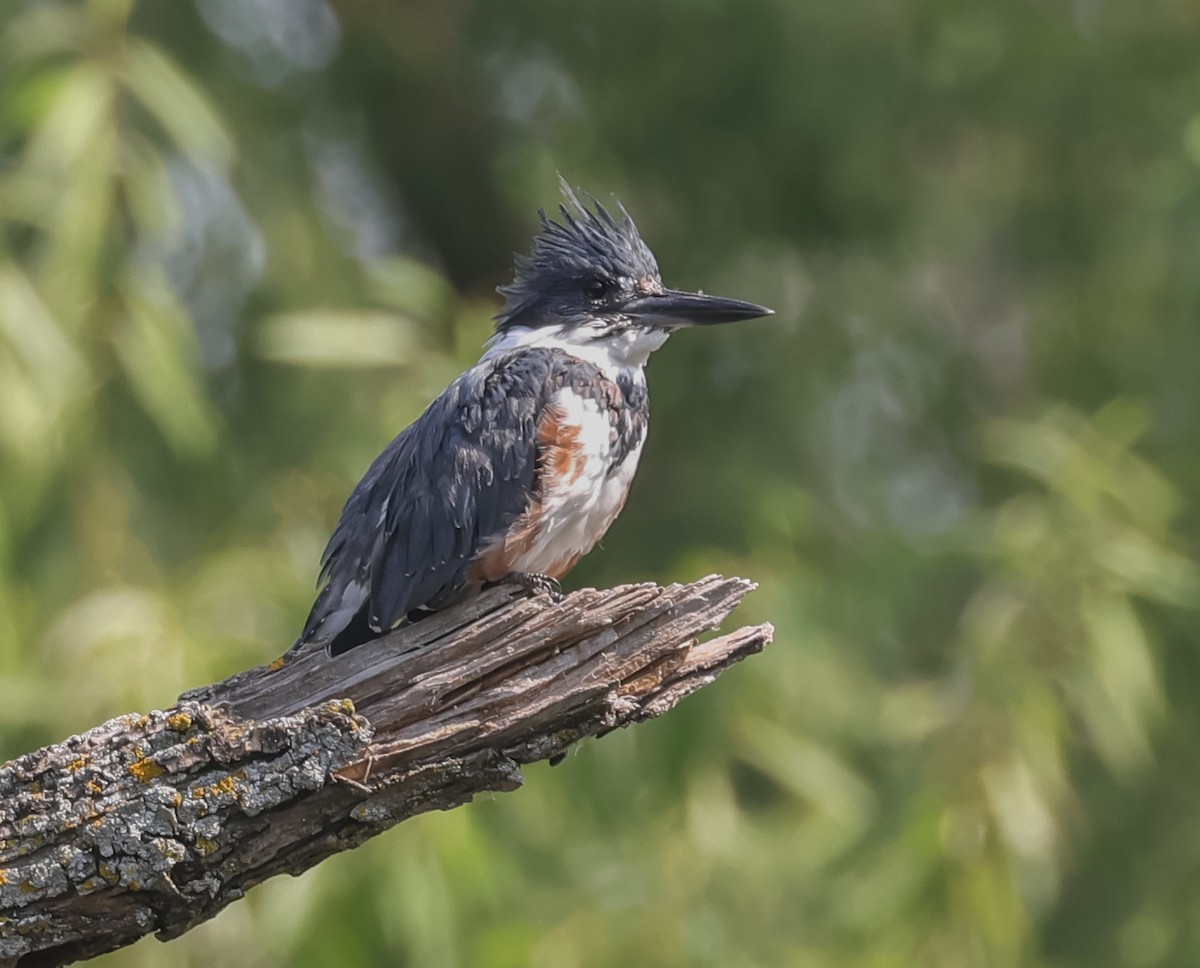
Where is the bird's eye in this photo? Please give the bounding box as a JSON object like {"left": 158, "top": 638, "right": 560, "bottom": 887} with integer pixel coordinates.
{"left": 584, "top": 278, "right": 610, "bottom": 300}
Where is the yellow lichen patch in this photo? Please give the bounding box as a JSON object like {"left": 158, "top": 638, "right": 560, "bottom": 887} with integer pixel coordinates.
{"left": 128, "top": 758, "right": 164, "bottom": 783}
{"left": 66, "top": 757, "right": 87, "bottom": 773}
{"left": 194, "top": 836, "right": 218, "bottom": 856}
{"left": 0, "top": 868, "right": 8, "bottom": 885}
{"left": 267, "top": 656, "right": 287, "bottom": 671}
{"left": 167, "top": 711, "right": 193, "bottom": 731}
{"left": 85, "top": 780, "right": 103, "bottom": 795}
{"left": 190, "top": 773, "right": 241, "bottom": 800}
{"left": 323, "top": 698, "right": 356, "bottom": 716}
{"left": 20, "top": 880, "right": 37, "bottom": 894}
{"left": 214, "top": 774, "right": 239, "bottom": 794}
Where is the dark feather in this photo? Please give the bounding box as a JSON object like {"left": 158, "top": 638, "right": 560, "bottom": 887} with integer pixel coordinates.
{"left": 495, "top": 177, "right": 661, "bottom": 333}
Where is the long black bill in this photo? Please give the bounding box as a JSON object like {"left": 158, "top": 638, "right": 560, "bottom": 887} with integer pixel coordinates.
{"left": 623, "top": 288, "right": 774, "bottom": 327}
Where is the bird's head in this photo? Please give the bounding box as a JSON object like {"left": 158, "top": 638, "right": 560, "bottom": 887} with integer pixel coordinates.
{"left": 492, "top": 179, "right": 772, "bottom": 364}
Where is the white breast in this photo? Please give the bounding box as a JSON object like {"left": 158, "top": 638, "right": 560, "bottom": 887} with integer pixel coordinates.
{"left": 507, "top": 386, "right": 644, "bottom": 577}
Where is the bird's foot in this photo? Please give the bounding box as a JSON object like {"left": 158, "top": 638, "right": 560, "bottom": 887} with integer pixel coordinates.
{"left": 501, "top": 571, "right": 564, "bottom": 602}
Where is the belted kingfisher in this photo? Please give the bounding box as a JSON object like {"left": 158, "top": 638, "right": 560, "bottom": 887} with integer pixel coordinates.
{"left": 295, "top": 181, "right": 772, "bottom": 656}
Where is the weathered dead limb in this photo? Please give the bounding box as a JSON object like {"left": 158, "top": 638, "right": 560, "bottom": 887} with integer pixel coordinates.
{"left": 0, "top": 575, "right": 772, "bottom": 967}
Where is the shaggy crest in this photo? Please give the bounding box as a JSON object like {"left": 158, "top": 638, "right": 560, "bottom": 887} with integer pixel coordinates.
{"left": 495, "top": 177, "right": 661, "bottom": 332}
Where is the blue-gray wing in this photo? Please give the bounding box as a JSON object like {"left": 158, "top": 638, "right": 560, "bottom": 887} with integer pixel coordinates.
{"left": 296, "top": 349, "right": 581, "bottom": 655}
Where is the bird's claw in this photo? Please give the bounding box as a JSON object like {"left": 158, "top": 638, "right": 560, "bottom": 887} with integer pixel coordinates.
{"left": 503, "top": 571, "right": 564, "bottom": 602}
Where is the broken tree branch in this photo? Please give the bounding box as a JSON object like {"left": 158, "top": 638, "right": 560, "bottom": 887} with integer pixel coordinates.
{"left": 0, "top": 575, "right": 772, "bottom": 967}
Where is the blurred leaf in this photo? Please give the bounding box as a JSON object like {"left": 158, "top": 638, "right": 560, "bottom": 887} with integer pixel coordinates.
{"left": 981, "top": 406, "right": 1182, "bottom": 532}
{"left": 120, "top": 130, "right": 180, "bottom": 235}
{"left": 737, "top": 716, "right": 877, "bottom": 833}
{"left": 364, "top": 256, "right": 457, "bottom": 322}
{"left": 980, "top": 756, "right": 1058, "bottom": 860}
{"left": 1096, "top": 530, "right": 1200, "bottom": 607}
{"left": 255, "top": 310, "right": 420, "bottom": 367}
{"left": 24, "top": 62, "right": 115, "bottom": 170}
{"left": 122, "top": 39, "right": 234, "bottom": 169}
{"left": 0, "top": 3, "right": 90, "bottom": 66}
{"left": 1076, "top": 591, "right": 1162, "bottom": 778}
{"left": 0, "top": 263, "right": 88, "bottom": 462}
{"left": 113, "top": 269, "right": 221, "bottom": 459}
{"left": 0, "top": 65, "right": 72, "bottom": 138}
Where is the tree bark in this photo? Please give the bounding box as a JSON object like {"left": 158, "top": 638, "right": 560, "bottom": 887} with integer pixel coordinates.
{"left": 0, "top": 575, "right": 771, "bottom": 967}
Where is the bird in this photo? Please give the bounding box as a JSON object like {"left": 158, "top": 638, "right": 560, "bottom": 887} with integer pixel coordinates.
{"left": 294, "top": 179, "right": 773, "bottom": 656}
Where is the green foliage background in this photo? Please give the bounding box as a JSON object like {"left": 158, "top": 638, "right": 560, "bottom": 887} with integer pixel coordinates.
{"left": 3, "top": 1, "right": 1200, "bottom": 965}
